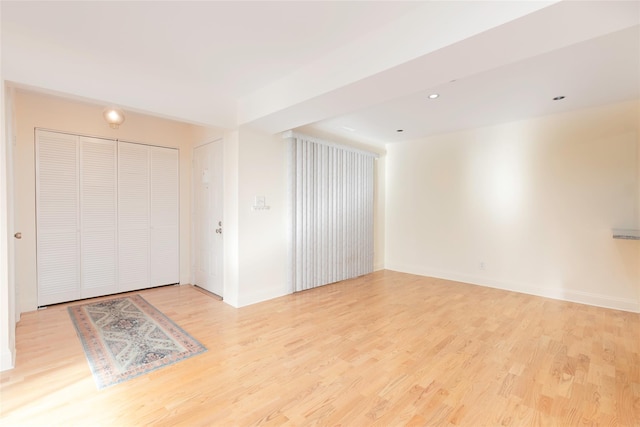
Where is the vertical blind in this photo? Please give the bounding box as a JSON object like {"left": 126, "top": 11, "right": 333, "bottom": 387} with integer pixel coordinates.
{"left": 287, "top": 132, "right": 377, "bottom": 292}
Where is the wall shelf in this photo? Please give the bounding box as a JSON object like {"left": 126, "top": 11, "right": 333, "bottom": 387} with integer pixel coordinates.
{"left": 612, "top": 229, "right": 640, "bottom": 240}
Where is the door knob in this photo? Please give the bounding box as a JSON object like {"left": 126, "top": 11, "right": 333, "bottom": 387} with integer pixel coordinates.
{"left": 14, "top": 232, "right": 22, "bottom": 239}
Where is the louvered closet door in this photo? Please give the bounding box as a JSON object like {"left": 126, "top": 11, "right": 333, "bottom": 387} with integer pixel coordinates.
{"left": 36, "top": 130, "right": 80, "bottom": 306}
{"left": 37, "top": 133, "right": 179, "bottom": 304}
{"left": 150, "top": 146, "right": 179, "bottom": 286}
{"left": 118, "top": 141, "right": 151, "bottom": 292}
{"left": 80, "top": 137, "right": 117, "bottom": 299}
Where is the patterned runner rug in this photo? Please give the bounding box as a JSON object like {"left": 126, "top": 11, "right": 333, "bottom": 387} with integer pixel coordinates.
{"left": 68, "top": 294, "right": 206, "bottom": 389}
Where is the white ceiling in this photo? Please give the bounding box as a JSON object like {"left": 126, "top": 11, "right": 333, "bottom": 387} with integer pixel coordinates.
{"left": 2, "top": 1, "right": 638, "bottom": 147}
{"left": 315, "top": 25, "right": 640, "bottom": 145}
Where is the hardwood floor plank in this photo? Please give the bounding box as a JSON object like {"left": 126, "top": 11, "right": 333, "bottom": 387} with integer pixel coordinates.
{"left": 1, "top": 270, "right": 639, "bottom": 425}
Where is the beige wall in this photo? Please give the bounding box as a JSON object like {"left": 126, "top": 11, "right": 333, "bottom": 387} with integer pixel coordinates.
{"left": 236, "top": 128, "right": 289, "bottom": 306}
{"left": 385, "top": 100, "right": 640, "bottom": 312}
{"left": 13, "top": 90, "right": 219, "bottom": 313}
{"left": 11, "top": 89, "right": 637, "bottom": 319}
{"left": 192, "top": 126, "right": 225, "bottom": 147}
{"left": 222, "top": 129, "right": 240, "bottom": 306}
{"left": 637, "top": 103, "right": 640, "bottom": 306}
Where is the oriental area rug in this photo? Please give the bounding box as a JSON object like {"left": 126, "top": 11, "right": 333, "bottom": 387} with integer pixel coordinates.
{"left": 68, "top": 294, "right": 206, "bottom": 389}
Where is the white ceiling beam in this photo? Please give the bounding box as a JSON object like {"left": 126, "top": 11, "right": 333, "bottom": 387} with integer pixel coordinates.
{"left": 237, "top": 1, "right": 559, "bottom": 129}
{"left": 240, "top": 1, "right": 638, "bottom": 135}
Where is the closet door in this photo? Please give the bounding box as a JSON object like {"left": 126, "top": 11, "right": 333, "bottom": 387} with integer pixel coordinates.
{"left": 150, "top": 146, "right": 179, "bottom": 286}
{"left": 36, "top": 130, "right": 80, "bottom": 306}
{"left": 118, "top": 141, "right": 151, "bottom": 292}
{"left": 36, "top": 133, "right": 179, "bottom": 304}
{"left": 80, "top": 137, "right": 117, "bottom": 299}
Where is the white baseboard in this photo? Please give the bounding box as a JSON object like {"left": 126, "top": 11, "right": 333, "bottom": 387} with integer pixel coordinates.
{"left": 238, "top": 286, "right": 289, "bottom": 308}
{"left": 385, "top": 263, "right": 640, "bottom": 313}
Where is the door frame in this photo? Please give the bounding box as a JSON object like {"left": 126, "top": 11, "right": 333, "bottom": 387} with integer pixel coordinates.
{"left": 1, "top": 84, "right": 16, "bottom": 371}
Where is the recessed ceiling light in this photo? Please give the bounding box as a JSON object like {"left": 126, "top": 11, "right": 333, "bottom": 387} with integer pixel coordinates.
{"left": 428, "top": 93, "right": 440, "bottom": 99}
{"left": 396, "top": 129, "right": 404, "bottom": 133}
{"left": 553, "top": 96, "right": 565, "bottom": 101}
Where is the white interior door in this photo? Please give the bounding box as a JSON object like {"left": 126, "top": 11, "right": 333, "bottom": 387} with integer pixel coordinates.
{"left": 80, "top": 136, "right": 117, "bottom": 299}
{"left": 150, "top": 146, "right": 179, "bottom": 286}
{"left": 36, "top": 132, "right": 180, "bottom": 305}
{"left": 36, "top": 131, "right": 81, "bottom": 306}
{"left": 118, "top": 141, "right": 150, "bottom": 292}
{"left": 193, "top": 141, "right": 223, "bottom": 297}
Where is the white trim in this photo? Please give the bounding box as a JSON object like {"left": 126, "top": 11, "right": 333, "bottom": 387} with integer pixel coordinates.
{"left": 34, "top": 127, "right": 179, "bottom": 151}
{"left": 282, "top": 130, "right": 379, "bottom": 158}
{"left": 1, "top": 81, "right": 16, "bottom": 371}
{"left": 1, "top": 349, "right": 14, "bottom": 371}
{"left": 193, "top": 137, "right": 223, "bottom": 150}
{"left": 237, "top": 287, "right": 289, "bottom": 308}
{"left": 385, "top": 263, "right": 640, "bottom": 313}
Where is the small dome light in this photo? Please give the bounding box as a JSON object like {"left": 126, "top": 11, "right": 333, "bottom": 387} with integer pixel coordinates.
{"left": 103, "top": 107, "right": 125, "bottom": 129}
{"left": 428, "top": 93, "right": 440, "bottom": 99}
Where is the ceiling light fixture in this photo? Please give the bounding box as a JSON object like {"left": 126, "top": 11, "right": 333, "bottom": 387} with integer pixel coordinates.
{"left": 553, "top": 96, "right": 565, "bottom": 101}
{"left": 396, "top": 129, "right": 404, "bottom": 133}
{"left": 103, "top": 107, "right": 125, "bottom": 129}
{"left": 428, "top": 93, "right": 440, "bottom": 99}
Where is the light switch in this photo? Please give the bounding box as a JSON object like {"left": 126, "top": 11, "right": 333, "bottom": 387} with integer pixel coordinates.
{"left": 252, "top": 196, "right": 270, "bottom": 211}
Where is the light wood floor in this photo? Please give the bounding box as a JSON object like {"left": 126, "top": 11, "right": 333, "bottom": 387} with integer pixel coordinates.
{"left": 1, "top": 270, "right": 639, "bottom": 426}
